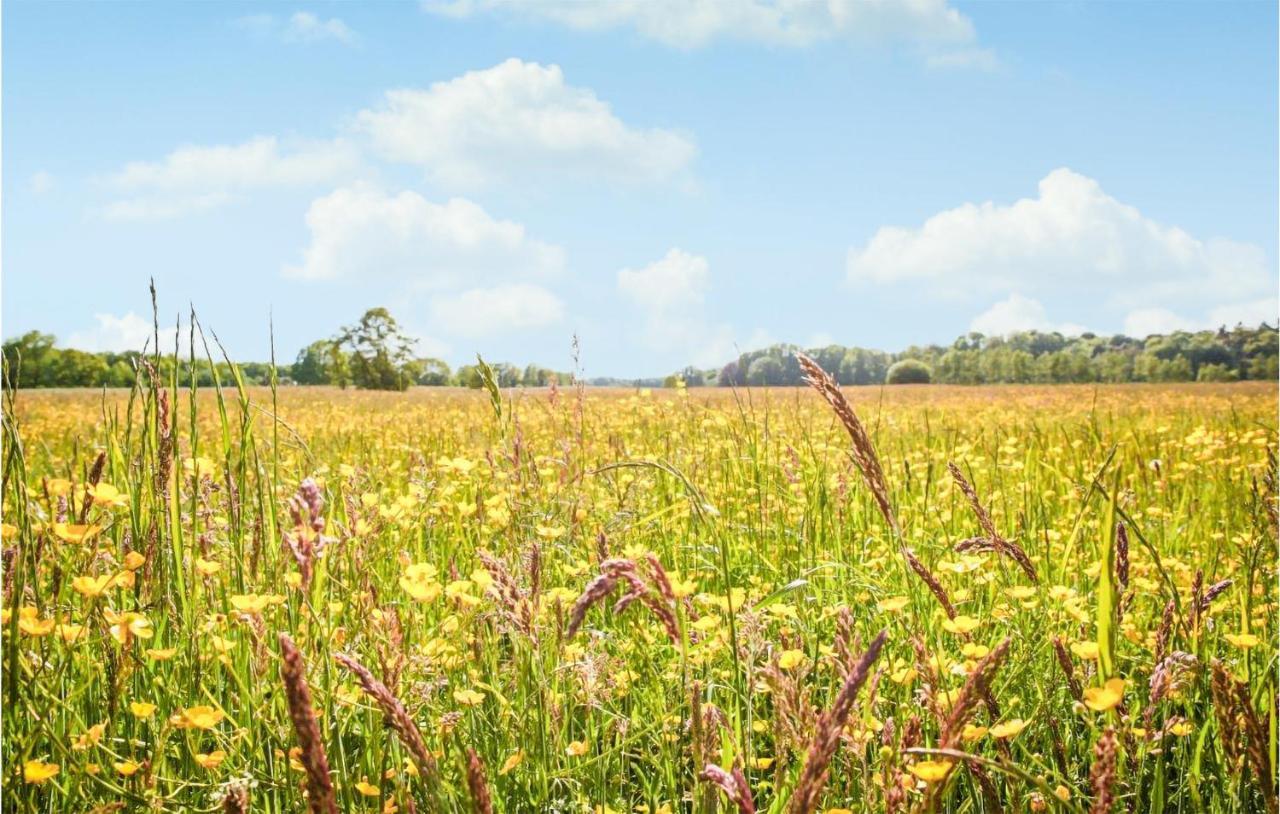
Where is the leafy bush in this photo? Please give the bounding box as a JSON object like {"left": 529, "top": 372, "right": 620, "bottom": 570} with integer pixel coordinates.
{"left": 886, "top": 358, "right": 932, "bottom": 384}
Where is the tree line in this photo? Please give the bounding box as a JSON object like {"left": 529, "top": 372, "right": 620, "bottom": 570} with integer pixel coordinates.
{"left": 4, "top": 307, "right": 1275, "bottom": 390}
{"left": 671, "top": 323, "right": 1278, "bottom": 387}
{"left": 2, "top": 308, "right": 571, "bottom": 390}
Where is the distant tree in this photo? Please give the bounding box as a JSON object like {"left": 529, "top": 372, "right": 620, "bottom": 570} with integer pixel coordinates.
{"left": 292, "top": 340, "right": 340, "bottom": 385}
{"left": 416, "top": 358, "right": 452, "bottom": 386}
{"left": 334, "top": 308, "right": 417, "bottom": 391}
{"left": 746, "top": 356, "right": 785, "bottom": 386}
{"left": 1196, "top": 363, "right": 1238, "bottom": 382}
{"left": 886, "top": 359, "right": 931, "bottom": 385}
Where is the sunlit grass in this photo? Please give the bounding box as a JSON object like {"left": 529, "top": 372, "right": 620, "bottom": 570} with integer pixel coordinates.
{"left": 2, "top": 371, "right": 1275, "bottom": 813}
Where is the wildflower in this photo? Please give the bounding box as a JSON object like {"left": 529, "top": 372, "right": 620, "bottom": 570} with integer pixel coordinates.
{"left": 194, "top": 750, "right": 226, "bottom": 769}
{"left": 114, "top": 760, "right": 141, "bottom": 776}
{"left": 123, "top": 551, "right": 146, "bottom": 570}
{"left": 777, "top": 649, "right": 806, "bottom": 670}
{"left": 355, "top": 778, "right": 381, "bottom": 797}
{"left": 23, "top": 760, "right": 59, "bottom": 784}
{"left": 989, "top": 719, "right": 1028, "bottom": 739}
{"left": 173, "top": 705, "right": 225, "bottom": 730}
{"left": 566, "top": 740, "right": 589, "bottom": 757}
{"left": 1070, "top": 641, "right": 1099, "bottom": 660}
{"left": 129, "top": 701, "right": 157, "bottom": 718}
{"left": 88, "top": 482, "right": 128, "bottom": 507}
{"left": 499, "top": 750, "right": 524, "bottom": 775}
{"left": 942, "top": 615, "right": 980, "bottom": 635}
{"left": 909, "top": 760, "right": 953, "bottom": 782}
{"left": 1224, "top": 632, "right": 1260, "bottom": 649}
{"left": 453, "top": 688, "right": 485, "bottom": 707}
{"left": 877, "top": 596, "right": 909, "bottom": 613}
{"left": 1083, "top": 678, "right": 1126, "bottom": 712}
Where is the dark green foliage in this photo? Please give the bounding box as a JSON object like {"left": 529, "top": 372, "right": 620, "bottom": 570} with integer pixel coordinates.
{"left": 885, "top": 358, "right": 932, "bottom": 384}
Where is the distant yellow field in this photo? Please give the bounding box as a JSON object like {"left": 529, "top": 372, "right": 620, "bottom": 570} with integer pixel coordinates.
{"left": 3, "top": 379, "right": 1276, "bottom": 812}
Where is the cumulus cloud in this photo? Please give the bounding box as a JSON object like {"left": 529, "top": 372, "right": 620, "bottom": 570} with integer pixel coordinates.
{"left": 66, "top": 312, "right": 169, "bottom": 353}
{"left": 355, "top": 58, "right": 696, "bottom": 188}
{"left": 849, "top": 168, "right": 1275, "bottom": 334}
{"left": 284, "top": 184, "right": 564, "bottom": 286}
{"left": 1123, "top": 299, "right": 1279, "bottom": 338}
{"left": 616, "top": 248, "right": 760, "bottom": 366}
{"left": 969, "top": 293, "right": 1087, "bottom": 337}
{"left": 425, "top": 0, "right": 979, "bottom": 55}
{"left": 104, "top": 136, "right": 360, "bottom": 220}
{"left": 237, "top": 12, "right": 358, "bottom": 45}
{"left": 428, "top": 284, "right": 565, "bottom": 337}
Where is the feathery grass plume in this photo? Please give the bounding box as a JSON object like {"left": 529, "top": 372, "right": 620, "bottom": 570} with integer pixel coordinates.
{"left": 77, "top": 451, "right": 106, "bottom": 524}
{"left": 1197, "top": 578, "right": 1233, "bottom": 612}
{"left": 1144, "top": 652, "right": 1198, "bottom": 730}
{"left": 1209, "top": 659, "right": 1243, "bottom": 768}
{"left": 477, "top": 549, "right": 534, "bottom": 637}
{"left": 1052, "top": 636, "right": 1083, "bottom": 702}
{"left": 284, "top": 478, "right": 329, "bottom": 591}
{"left": 700, "top": 760, "right": 757, "bottom": 814}
{"left": 1228, "top": 664, "right": 1279, "bottom": 811}
{"left": 1088, "top": 726, "right": 1118, "bottom": 814}
{"left": 464, "top": 747, "right": 494, "bottom": 814}
{"left": 788, "top": 629, "right": 888, "bottom": 814}
{"left": 948, "top": 461, "right": 1038, "bottom": 582}
{"left": 278, "top": 633, "right": 337, "bottom": 814}
{"left": 904, "top": 550, "right": 956, "bottom": 619}
{"left": 565, "top": 571, "right": 618, "bottom": 638}
{"left": 334, "top": 652, "right": 439, "bottom": 783}
{"left": 1189, "top": 569, "right": 1205, "bottom": 631}
{"left": 796, "top": 352, "right": 898, "bottom": 534}
{"left": 1114, "top": 522, "right": 1129, "bottom": 591}
{"left": 941, "top": 637, "right": 1013, "bottom": 747}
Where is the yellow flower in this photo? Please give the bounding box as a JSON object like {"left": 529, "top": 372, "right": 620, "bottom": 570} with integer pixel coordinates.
{"left": 453, "top": 688, "right": 485, "bottom": 707}
{"left": 52, "top": 523, "right": 99, "bottom": 543}
{"left": 194, "top": 750, "right": 226, "bottom": 769}
{"left": 1070, "top": 641, "right": 1100, "bottom": 660}
{"left": 1225, "top": 633, "right": 1260, "bottom": 649}
{"left": 145, "top": 647, "right": 178, "bottom": 660}
{"left": 989, "top": 718, "right": 1028, "bottom": 739}
{"left": 960, "top": 724, "right": 988, "bottom": 742}
{"left": 566, "top": 740, "right": 589, "bottom": 757}
{"left": 1054, "top": 785, "right": 1071, "bottom": 802}
{"left": 752, "top": 757, "right": 775, "bottom": 770}
{"left": 56, "top": 622, "right": 86, "bottom": 643}
{"left": 195, "top": 558, "right": 222, "bottom": 576}
{"left": 777, "top": 649, "right": 806, "bottom": 670}
{"left": 355, "top": 778, "right": 381, "bottom": 797}
{"left": 23, "top": 760, "right": 59, "bottom": 784}
{"left": 123, "top": 551, "right": 146, "bottom": 570}
{"left": 877, "top": 596, "right": 909, "bottom": 613}
{"left": 942, "top": 615, "right": 979, "bottom": 635}
{"left": 174, "top": 705, "right": 225, "bottom": 730}
{"left": 129, "top": 701, "right": 157, "bottom": 718}
{"left": 499, "top": 750, "right": 525, "bottom": 776}
{"left": 114, "top": 760, "right": 141, "bottom": 777}
{"left": 73, "top": 722, "right": 107, "bottom": 750}
{"left": 960, "top": 643, "right": 989, "bottom": 659}
{"left": 230, "top": 594, "right": 272, "bottom": 614}
{"left": 1168, "top": 721, "right": 1194, "bottom": 737}
{"left": 72, "top": 571, "right": 133, "bottom": 598}
{"left": 88, "top": 482, "right": 128, "bottom": 507}
{"left": 909, "top": 760, "right": 953, "bottom": 783}
{"left": 1083, "top": 678, "right": 1126, "bottom": 712}
{"left": 18, "top": 609, "right": 55, "bottom": 637}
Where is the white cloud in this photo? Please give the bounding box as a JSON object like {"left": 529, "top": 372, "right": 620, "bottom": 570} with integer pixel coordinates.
{"left": 66, "top": 312, "right": 167, "bottom": 353}
{"left": 616, "top": 248, "right": 757, "bottom": 366}
{"left": 237, "top": 12, "right": 357, "bottom": 45}
{"left": 284, "top": 12, "right": 358, "bottom": 44}
{"left": 848, "top": 168, "right": 1274, "bottom": 328}
{"left": 284, "top": 184, "right": 564, "bottom": 286}
{"left": 428, "top": 284, "right": 565, "bottom": 337}
{"left": 969, "top": 293, "right": 1086, "bottom": 337}
{"left": 30, "top": 171, "right": 54, "bottom": 194}
{"left": 425, "top": 0, "right": 978, "bottom": 53}
{"left": 617, "top": 247, "right": 709, "bottom": 311}
{"left": 104, "top": 136, "right": 360, "bottom": 220}
{"left": 355, "top": 58, "right": 696, "bottom": 188}
{"left": 1124, "top": 299, "right": 1279, "bottom": 338}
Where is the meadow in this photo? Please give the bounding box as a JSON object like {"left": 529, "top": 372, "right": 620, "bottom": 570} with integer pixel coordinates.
{"left": 2, "top": 368, "right": 1275, "bottom": 813}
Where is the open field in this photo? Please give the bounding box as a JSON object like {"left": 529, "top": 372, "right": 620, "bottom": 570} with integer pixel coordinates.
{"left": 2, "top": 377, "right": 1276, "bottom": 812}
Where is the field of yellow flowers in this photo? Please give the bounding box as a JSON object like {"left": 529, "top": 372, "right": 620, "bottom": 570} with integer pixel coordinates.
{"left": 2, "top": 365, "right": 1276, "bottom": 813}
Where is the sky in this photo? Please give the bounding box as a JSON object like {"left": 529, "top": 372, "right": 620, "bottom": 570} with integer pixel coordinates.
{"left": 3, "top": 0, "right": 1277, "bottom": 378}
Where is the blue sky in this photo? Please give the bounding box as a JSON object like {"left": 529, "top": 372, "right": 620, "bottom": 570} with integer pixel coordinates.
{"left": 4, "top": 0, "right": 1277, "bottom": 377}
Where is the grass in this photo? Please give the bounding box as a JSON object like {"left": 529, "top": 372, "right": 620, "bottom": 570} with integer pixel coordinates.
{"left": 1, "top": 360, "right": 1275, "bottom": 813}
